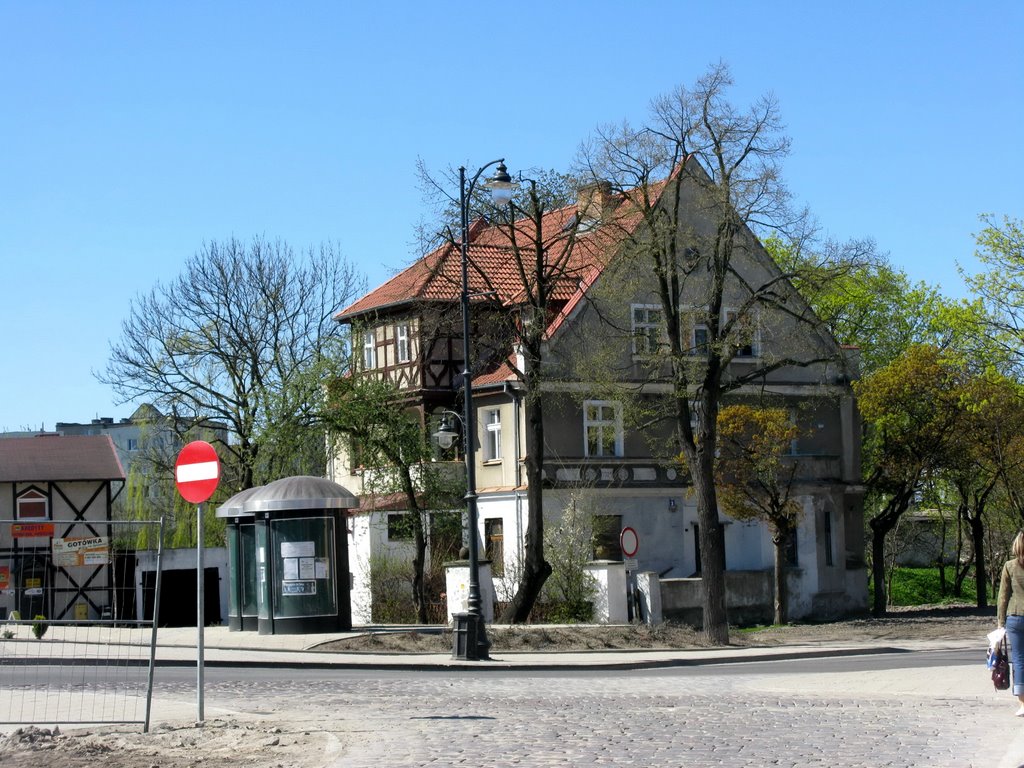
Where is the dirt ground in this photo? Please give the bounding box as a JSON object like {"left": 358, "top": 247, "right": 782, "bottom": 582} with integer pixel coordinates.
{"left": 311, "top": 604, "right": 997, "bottom": 654}
{"left": 0, "top": 605, "right": 999, "bottom": 768}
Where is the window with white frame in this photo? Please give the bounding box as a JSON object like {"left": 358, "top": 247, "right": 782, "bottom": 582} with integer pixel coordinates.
{"left": 584, "top": 400, "right": 623, "bottom": 457}
{"left": 691, "top": 321, "right": 709, "bottom": 354}
{"left": 630, "top": 304, "right": 664, "bottom": 356}
{"left": 484, "top": 408, "right": 502, "bottom": 461}
{"left": 396, "top": 324, "right": 410, "bottom": 363}
{"left": 362, "top": 328, "right": 376, "bottom": 369}
{"left": 688, "top": 399, "right": 701, "bottom": 437}
{"left": 724, "top": 309, "right": 758, "bottom": 357}
{"left": 16, "top": 489, "right": 49, "bottom": 520}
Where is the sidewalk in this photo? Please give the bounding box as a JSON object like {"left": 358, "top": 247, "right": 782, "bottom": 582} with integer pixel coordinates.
{"left": 3, "top": 622, "right": 989, "bottom": 672}
{"left": 151, "top": 623, "right": 971, "bottom": 671}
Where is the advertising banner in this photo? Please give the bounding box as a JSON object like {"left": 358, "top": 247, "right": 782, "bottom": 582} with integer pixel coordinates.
{"left": 52, "top": 536, "right": 110, "bottom": 567}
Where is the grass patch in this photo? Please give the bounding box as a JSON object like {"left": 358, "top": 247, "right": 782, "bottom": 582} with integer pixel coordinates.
{"left": 879, "top": 566, "right": 993, "bottom": 606}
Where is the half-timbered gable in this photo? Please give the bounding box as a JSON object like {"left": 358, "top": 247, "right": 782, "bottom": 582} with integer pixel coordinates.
{"left": 0, "top": 435, "right": 125, "bottom": 622}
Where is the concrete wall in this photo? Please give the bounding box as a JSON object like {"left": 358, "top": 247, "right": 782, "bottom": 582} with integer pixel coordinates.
{"left": 661, "top": 571, "right": 774, "bottom": 627}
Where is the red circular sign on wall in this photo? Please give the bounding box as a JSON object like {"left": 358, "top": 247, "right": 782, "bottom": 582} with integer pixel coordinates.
{"left": 175, "top": 441, "right": 221, "bottom": 504}
{"left": 620, "top": 526, "right": 639, "bottom": 558}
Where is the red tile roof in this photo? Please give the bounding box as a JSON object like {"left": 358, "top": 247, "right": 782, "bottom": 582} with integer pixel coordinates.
{"left": 336, "top": 177, "right": 666, "bottom": 393}
{"left": 0, "top": 435, "right": 126, "bottom": 483}
{"left": 336, "top": 192, "right": 642, "bottom": 328}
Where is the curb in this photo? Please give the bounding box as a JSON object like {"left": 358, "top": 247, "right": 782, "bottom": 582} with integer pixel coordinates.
{"left": 177, "top": 644, "right": 913, "bottom": 672}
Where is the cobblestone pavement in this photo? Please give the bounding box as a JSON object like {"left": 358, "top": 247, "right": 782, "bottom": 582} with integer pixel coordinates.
{"left": 175, "top": 664, "right": 1010, "bottom": 768}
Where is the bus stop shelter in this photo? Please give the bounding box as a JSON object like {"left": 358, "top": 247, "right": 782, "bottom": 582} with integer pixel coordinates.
{"left": 220, "top": 475, "right": 356, "bottom": 635}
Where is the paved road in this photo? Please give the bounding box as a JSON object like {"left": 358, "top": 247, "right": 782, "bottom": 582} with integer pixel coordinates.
{"left": 149, "top": 652, "right": 1015, "bottom": 767}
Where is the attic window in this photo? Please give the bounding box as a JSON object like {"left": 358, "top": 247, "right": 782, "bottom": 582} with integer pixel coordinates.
{"left": 17, "top": 489, "right": 49, "bottom": 520}
{"left": 724, "top": 309, "right": 759, "bottom": 358}
{"left": 631, "top": 304, "right": 665, "bottom": 356}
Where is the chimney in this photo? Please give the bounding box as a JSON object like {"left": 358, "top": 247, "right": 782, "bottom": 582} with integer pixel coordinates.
{"left": 576, "top": 180, "right": 614, "bottom": 228}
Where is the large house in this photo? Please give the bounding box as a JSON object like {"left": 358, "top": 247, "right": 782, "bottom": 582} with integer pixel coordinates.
{"left": 330, "top": 169, "right": 867, "bottom": 625}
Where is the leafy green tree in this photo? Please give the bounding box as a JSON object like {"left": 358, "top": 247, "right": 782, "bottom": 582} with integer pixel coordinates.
{"left": 855, "top": 345, "right": 965, "bottom": 615}
{"left": 942, "top": 371, "right": 1024, "bottom": 606}
{"left": 716, "top": 404, "right": 802, "bottom": 625}
{"left": 768, "top": 238, "right": 944, "bottom": 375}
{"left": 325, "top": 375, "right": 462, "bottom": 623}
{"left": 963, "top": 215, "right": 1024, "bottom": 369}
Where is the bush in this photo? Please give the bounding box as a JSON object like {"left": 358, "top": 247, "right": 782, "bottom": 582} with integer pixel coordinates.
{"left": 31, "top": 615, "right": 47, "bottom": 639}
{"left": 543, "top": 599, "right": 594, "bottom": 624}
{"left": 539, "top": 496, "right": 597, "bottom": 622}
{"left": 369, "top": 555, "right": 416, "bottom": 623}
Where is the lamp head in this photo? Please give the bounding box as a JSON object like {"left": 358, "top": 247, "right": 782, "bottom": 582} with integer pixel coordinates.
{"left": 434, "top": 412, "right": 459, "bottom": 450}
{"left": 484, "top": 162, "right": 516, "bottom": 205}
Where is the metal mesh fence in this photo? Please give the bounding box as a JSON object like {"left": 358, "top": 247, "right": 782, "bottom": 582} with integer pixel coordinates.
{"left": 0, "top": 518, "right": 164, "bottom": 731}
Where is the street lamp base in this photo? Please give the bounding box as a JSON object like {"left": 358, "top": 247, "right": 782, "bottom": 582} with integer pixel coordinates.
{"left": 451, "top": 612, "right": 491, "bottom": 660}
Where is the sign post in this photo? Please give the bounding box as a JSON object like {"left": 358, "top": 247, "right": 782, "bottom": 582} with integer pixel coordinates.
{"left": 175, "top": 440, "right": 220, "bottom": 723}
{"left": 619, "top": 527, "right": 640, "bottom": 622}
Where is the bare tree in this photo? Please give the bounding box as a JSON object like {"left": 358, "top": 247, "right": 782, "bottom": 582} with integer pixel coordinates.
{"left": 576, "top": 64, "right": 847, "bottom": 644}
{"left": 101, "top": 236, "right": 363, "bottom": 492}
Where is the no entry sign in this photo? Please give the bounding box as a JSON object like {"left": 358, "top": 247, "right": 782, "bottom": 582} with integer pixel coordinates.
{"left": 619, "top": 526, "right": 639, "bottom": 558}
{"left": 175, "top": 441, "right": 221, "bottom": 504}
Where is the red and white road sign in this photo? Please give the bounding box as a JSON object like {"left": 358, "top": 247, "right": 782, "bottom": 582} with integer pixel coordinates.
{"left": 620, "top": 526, "right": 639, "bottom": 558}
{"left": 175, "top": 441, "right": 221, "bottom": 504}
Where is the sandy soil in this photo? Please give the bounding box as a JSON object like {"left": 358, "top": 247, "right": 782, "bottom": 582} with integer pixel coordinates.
{"left": 310, "top": 604, "right": 997, "bottom": 654}
{"left": 0, "top": 719, "right": 348, "bottom": 768}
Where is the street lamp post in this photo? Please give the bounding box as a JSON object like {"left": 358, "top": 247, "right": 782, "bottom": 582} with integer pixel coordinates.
{"left": 444, "top": 159, "right": 514, "bottom": 660}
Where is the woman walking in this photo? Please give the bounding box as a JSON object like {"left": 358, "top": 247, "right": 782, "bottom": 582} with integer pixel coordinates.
{"left": 998, "top": 531, "right": 1024, "bottom": 715}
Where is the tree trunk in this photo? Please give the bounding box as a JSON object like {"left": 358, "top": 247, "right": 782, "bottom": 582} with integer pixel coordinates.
{"left": 772, "top": 530, "right": 789, "bottom": 626}
{"left": 693, "top": 451, "right": 729, "bottom": 643}
{"left": 500, "top": 348, "right": 552, "bottom": 623}
{"left": 870, "top": 520, "right": 887, "bottom": 616}
{"left": 868, "top": 483, "right": 919, "bottom": 617}
{"left": 399, "top": 465, "right": 428, "bottom": 624}
{"left": 966, "top": 508, "right": 987, "bottom": 609}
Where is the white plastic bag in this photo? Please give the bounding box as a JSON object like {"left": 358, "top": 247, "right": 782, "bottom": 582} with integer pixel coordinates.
{"left": 989, "top": 626, "right": 1006, "bottom": 650}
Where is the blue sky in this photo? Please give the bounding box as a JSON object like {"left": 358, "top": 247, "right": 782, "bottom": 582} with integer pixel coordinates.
{"left": 1, "top": 1, "right": 1022, "bottom": 432}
